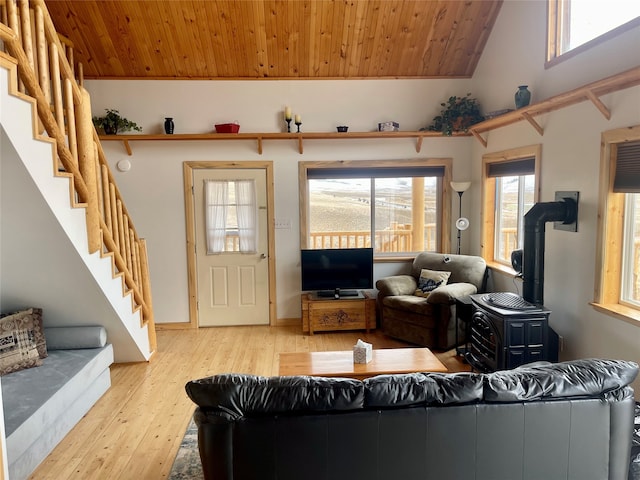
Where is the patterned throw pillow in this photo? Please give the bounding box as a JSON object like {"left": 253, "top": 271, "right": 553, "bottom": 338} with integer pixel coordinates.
{"left": 0, "top": 308, "right": 47, "bottom": 358}
{"left": 414, "top": 269, "right": 451, "bottom": 297}
{"left": 0, "top": 310, "right": 44, "bottom": 375}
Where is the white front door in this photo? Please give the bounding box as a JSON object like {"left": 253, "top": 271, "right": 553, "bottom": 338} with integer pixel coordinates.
{"left": 193, "top": 168, "right": 270, "bottom": 326}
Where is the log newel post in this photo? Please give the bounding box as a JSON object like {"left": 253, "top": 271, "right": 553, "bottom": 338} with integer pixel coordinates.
{"left": 76, "top": 87, "right": 101, "bottom": 253}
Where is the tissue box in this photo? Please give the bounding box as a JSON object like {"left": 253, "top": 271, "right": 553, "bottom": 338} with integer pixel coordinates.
{"left": 353, "top": 343, "right": 372, "bottom": 364}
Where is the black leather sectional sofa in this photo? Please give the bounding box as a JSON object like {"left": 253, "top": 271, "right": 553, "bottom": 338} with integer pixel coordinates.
{"left": 186, "top": 358, "right": 637, "bottom": 480}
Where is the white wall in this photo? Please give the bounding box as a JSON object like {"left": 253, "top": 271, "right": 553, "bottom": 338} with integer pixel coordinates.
{"left": 86, "top": 79, "right": 474, "bottom": 324}
{"left": 470, "top": 1, "right": 640, "bottom": 388}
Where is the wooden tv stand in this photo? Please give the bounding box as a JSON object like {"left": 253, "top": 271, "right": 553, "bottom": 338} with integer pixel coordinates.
{"left": 301, "top": 291, "right": 376, "bottom": 335}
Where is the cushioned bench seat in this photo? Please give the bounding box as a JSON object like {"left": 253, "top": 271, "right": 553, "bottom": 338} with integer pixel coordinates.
{"left": 1, "top": 326, "right": 114, "bottom": 480}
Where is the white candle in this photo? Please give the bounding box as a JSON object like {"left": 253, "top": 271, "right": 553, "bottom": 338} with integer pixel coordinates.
{"left": 295, "top": 114, "right": 301, "bottom": 123}
{"left": 284, "top": 106, "right": 292, "bottom": 120}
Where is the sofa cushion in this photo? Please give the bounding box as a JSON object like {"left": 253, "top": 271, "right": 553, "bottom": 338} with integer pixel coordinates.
{"left": 376, "top": 275, "right": 417, "bottom": 297}
{"left": 0, "top": 307, "right": 47, "bottom": 359}
{"left": 414, "top": 269, "right": 451, "bottom": 297}
{"left": 44, "top": 326, "right": 107, "bottom": 350}
{"left": 364, "top": 372, "right": 483, "bottom": 407}
{"left": 0, "top": 309, "right": 48, "bottom": 375}
{"left": 427, "top": 282, "right": 478, "bottom": 304}
{"left": 484, "top": 358, "right": 639, "bottom": 402}
{"left": 382, "top": 295, "right": 435, "bottom": 316}
{"left": 186, "top": 374, "right": 364, "bottom": 417}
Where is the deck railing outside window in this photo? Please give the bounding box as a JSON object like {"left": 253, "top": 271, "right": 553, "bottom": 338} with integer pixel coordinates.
{"left": 306, "top": 223, "right": 437, "bottom": 252}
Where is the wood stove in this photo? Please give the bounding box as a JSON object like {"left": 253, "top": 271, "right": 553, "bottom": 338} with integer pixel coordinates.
{"left": 465, "top": 197, "right": 574, "bottom": 372}
{"left": 466, "top": 292, "right": 557, "bottom": 372}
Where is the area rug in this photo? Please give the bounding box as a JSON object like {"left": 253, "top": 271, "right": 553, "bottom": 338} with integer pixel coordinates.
{"left": 168, "top": 418, "right": 203, "bottom": 480}
{"left": 171, "top": 405, "right": 640, "bottom": 479}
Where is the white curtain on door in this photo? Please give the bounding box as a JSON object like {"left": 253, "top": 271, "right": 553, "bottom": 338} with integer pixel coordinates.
{"left": 236, "top": 179, "right": 258, "bottom": 253}
{"left": 205, "top": 179, "right": 258, "bottom": 254}
{"left": 205, "top": 180, "right": 228, "bottom": 254}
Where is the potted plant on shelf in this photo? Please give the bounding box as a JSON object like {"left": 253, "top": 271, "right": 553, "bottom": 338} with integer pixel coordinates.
{"left": 92, "top": 109, "right": 142, "bottom": 135}
{"left": 424, "top": 93, "right": 484, "bottom": 136}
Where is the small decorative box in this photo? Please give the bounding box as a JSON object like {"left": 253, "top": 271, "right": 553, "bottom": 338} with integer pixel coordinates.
{"left": 353, "top": 339, "right": 373, "bottom": 364}
{"left": 378, "top": 121, "right": 399, "bottom": 132}
{"left": 215, "top": 122, "right": 240, "bottom": 133}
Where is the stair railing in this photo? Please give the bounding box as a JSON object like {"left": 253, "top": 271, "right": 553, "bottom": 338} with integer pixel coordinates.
{"left": 0, "top": 0, "right": 156, "bottom": 353}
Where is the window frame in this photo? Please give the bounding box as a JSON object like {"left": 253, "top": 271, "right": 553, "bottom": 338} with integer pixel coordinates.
{"left": 546, "top": 0, "right": 640, "bottom": 68}
{"left": 481, "top": 145, "right": 542, "bottom": 273}
{"left": 299, "top": 159, "right": 452, "bottom": 258}
{"left": 592, "top": 125, "right": 640, "bottom": 324}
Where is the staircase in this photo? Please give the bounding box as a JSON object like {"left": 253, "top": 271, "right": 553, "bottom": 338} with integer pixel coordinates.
{"left": 0, "top": 1, "right": 155, "bottom": 362}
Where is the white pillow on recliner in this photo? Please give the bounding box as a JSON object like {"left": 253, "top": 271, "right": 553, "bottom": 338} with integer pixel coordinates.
{"left": 414, "top": 269, "right": 451, "bottom": 297}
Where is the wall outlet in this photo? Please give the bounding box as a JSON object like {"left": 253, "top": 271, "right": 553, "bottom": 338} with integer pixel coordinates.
{"left": 275, "top": 219, "right": 291, "bottom": 229}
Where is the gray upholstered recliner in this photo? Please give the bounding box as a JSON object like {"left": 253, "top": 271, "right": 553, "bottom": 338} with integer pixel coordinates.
{"left": 376, "top": 252, "right": 486, "bottom": 350}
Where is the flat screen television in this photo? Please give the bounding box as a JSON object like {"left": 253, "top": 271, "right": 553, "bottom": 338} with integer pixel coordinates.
{"left": 300, "top": 248, "right": 374, "bottom": 298}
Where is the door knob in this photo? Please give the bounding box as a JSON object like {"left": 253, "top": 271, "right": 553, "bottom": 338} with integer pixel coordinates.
{"left": 260, "top": 253, "right": 267, "bottom": 259}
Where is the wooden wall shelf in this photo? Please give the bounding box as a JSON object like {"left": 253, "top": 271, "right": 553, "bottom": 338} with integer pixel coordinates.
{"left": 98, "top": 130, "right": 471, "bottom": 156}
{"left": 469, "top": 65, "right": 640, "bottom": 148}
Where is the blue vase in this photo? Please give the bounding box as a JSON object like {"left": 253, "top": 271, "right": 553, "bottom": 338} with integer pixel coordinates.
{"left": 515, "top": 86, "right": 531, "bottom": 109}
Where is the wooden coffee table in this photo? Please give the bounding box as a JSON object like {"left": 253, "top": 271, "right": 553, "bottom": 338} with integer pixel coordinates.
{"left": 278, "top": 347, "right": 447, "bottom": 380}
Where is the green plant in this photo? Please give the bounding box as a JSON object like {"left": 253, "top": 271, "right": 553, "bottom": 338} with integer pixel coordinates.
{"left": 425, "top": 93, "right": 484, "bottom": 136}
{"left": 92, "top": 109, "right": 142, "bottom": 134}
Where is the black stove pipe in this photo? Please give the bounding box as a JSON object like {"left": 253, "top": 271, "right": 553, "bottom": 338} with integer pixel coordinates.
{"left": 522, "top": 198, "right": 577, "bottom": 305}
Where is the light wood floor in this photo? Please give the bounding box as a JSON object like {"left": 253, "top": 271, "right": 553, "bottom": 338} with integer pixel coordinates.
{"left": 30, "top": 325, "right": 469, "bottom": 479}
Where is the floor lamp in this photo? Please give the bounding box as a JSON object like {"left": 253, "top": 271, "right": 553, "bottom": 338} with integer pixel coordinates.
{"left": 451, "top": 181, "right": 471, "bottom": 254}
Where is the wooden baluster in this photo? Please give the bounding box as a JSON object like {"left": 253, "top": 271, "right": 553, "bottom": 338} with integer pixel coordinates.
{"left": 6, "top": 0, "right": 23, "bottom": 93}
{"left": 101, "top": 164, "right": 113, "bottom": 234}
{"left": 65, "top": 78, "right": 78, "bottom": 163}
{"left": 65, "top": 41, "right": 73, "bottom": 77}
{"left": 123, "top": 215, "right": 132, "bottom": 273}
{"left": 77, "top": 61, "right": 83, "bottom": 87}
{"left": 1, "top": 1, "right": 8, "bottom": 25}
{"left": 93, "top": 142, "right": 104, "bottom": 222}
{"left": 34, "top": 4, "right": 49, "bottom": 103}
{"left": 48, "top": 42, "right": 64, "bottom": 134}
{"left": 18, "top": 1, "right": 34, "bottom": 84}
{"left": 117, "top": 199, "right": 125, "bottom": 260}
{"left": 28, "top": 5, "right": 39, "bottom": 85}
{"left": 136, "top": 241, "right": 143, "bottom": 290}
{"left": 34, "top": 3, "right": 49, "bottom": 137}
{"left": 130, "top": 230, "right": 139, "bottom": 284}
{"left": 110, "top": 184, "right": 120, "bottom": 251}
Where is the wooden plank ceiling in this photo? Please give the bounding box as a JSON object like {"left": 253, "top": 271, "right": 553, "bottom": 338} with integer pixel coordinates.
{"left": 45, "top": 0, "right": 503, "bottom": 80}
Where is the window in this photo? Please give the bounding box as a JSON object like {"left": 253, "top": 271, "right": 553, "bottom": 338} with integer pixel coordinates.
{"left": 299, "top": 159, "right": 452, "bottom": 255}
{"left": 594, "top": 127, "right": 640, "bottom": 322}
{"left": 547, "top": 0, "right": 640, "bottom": 65}
{"left": 205, "top": 180, "right": 258, "bottom": 253}
{"left": 622, "top": 193, "right": 640, "bottom": 307}
{"left": 481, "top": 146, "right": 541, "bottom": 269}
